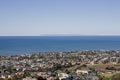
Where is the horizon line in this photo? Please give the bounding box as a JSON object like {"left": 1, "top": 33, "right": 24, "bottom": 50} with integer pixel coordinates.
{"left": 1, "top": 34, "right": 120, "bottom": 37}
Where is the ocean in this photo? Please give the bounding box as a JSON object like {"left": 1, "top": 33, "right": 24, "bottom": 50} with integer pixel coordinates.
{"left": 0, "top": 36, "right": 120, "bottom": 55}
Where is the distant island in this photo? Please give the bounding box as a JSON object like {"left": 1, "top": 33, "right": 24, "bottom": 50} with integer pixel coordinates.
{"left": 0, "top": 50, "right": 120, "bottom": 80}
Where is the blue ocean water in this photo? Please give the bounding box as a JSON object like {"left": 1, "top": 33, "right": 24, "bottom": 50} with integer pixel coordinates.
{"left": 0, "top": 36, "right": 120, "bottom": 55}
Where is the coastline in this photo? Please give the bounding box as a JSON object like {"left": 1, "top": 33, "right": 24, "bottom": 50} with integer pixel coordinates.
{"left": 0, "top": 49, "right": 120, "bottom": 56}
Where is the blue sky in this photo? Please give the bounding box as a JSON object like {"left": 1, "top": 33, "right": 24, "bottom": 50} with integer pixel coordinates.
{"left": 0, "top": 0, "right": 120, "bottom": 36}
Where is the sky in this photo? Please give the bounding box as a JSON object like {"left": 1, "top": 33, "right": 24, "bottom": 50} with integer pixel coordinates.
{"left": 0, "top": 0, "right": 120, "bottom": 36}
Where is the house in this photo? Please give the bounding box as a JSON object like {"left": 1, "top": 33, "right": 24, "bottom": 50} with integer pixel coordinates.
{"left": 76, "top": 69, "right": 89, "bottom": 75}
{"left": 37, "top": 72, "right": 50, "bottom": 79}
{"left": 58, "top": 73, "right": 70, "bottom": 80}
{"left": 22, "top": 77, "right": 37, "bottom": 80}
{"left": 117, "top": 57, "right": 120, "bottom": 63}
{"left": 101, "top": 58, "right": 109, "bottom": 64}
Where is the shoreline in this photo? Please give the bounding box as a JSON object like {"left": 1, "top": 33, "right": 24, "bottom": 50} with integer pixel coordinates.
{"left": 1, "top": 49, "right": 120, "bottom": 56}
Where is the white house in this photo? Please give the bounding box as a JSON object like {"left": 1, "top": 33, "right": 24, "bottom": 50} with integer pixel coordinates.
{"left": 58, "top": 73, "right": 70, "bottom": 80}
{"left": 76, "top": 69, "right": 89, "bottom": 74}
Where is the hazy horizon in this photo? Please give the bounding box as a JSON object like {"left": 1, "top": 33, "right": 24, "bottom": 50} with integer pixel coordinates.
{"left": 0, "top": 0, "right": 120, "bottom": 36}
{"left": 1, "top": 34, "right": 120, "bottom": 37}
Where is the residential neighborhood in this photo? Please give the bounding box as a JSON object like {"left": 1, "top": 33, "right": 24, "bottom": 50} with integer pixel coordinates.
{"left": 0, "top": 50, "right": 120, "bottom": 80}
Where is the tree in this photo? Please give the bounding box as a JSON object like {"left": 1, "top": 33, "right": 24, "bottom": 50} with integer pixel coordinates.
{"left": 37, "top": 76, "right": 46, "bottom": 80}
{"left": 110, "top": 73, "right": 120, "bottom": 80}
{"left": 23, "top": 70, "right": 30, "bottom": 78}
{"left": 97, "top": 75, "right": 109, "bottom": 80}
{"left": 81, "top": 64, "right": 87, "bottom": 67}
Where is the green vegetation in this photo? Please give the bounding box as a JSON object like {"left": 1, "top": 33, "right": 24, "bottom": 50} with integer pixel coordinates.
{"left": 110, "top": 73, "right": 120, "bottom": 80}
{"left": 97, "top": 75, "right": 109, "bottom": 80}
{"left": 103, "top": 73, "right": 114, "bottom": 78}
{"left": 37, "top": 76, "right": 46, "bottom": 80}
